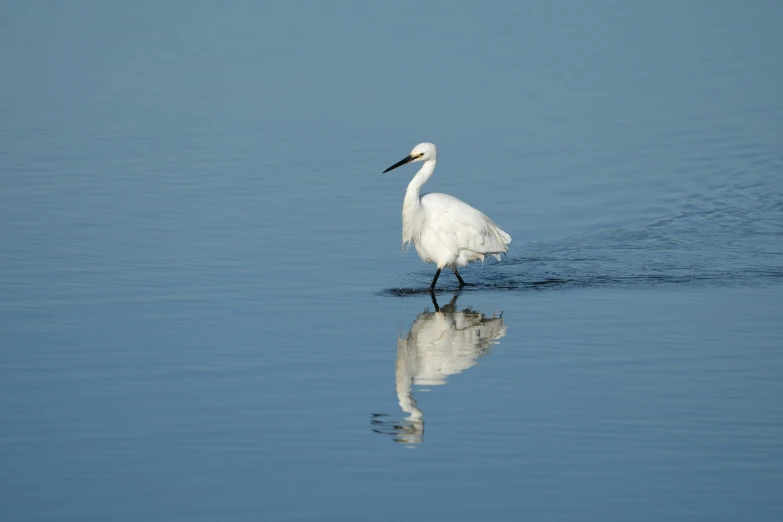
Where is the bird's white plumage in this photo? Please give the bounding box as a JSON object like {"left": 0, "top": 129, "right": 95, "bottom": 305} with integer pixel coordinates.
{"left": 418, "top": 193, "right": 511, "bottom": 264}
{"left": 385, "top": 142, "right": 511, "bottom": 288}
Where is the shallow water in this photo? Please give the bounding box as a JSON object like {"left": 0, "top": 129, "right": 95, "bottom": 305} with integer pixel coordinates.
{"left": 2, "top": 3, "right": 783, "bottom": 521}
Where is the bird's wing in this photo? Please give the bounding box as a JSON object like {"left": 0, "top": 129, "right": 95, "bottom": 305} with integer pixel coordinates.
{"left": 421, "top": 193, "right": 511, "bottom": 255}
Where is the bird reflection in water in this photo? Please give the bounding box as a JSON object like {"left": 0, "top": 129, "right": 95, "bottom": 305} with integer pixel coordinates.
{"left": 372, "top": 293, "right": 507, "bottom": 446}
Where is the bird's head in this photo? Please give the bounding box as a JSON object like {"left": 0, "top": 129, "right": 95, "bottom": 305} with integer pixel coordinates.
{"left": 383, "top": 143, "right": 437, "bottom": 173}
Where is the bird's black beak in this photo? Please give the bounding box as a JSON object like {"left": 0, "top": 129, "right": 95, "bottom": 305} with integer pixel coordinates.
{"left": 383, "top": 154, "right": 414, "bottom": 174}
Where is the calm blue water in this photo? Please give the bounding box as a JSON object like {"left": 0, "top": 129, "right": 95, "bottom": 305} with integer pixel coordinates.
{"left": 2, "top": 2, "right": 783, "bottom": 521}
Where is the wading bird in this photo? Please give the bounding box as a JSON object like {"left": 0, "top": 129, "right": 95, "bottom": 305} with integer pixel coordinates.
{"left": 383, "top": 143, "right": 511, "bottom": 290}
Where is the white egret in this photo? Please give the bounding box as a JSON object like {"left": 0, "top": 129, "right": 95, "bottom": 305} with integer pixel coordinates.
{"left": 383, "top": 143, "right": 512, "bottom": 290}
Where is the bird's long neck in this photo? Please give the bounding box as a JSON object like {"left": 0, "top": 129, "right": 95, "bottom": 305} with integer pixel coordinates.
{"left": 401, "top": 158, "right": 436, "bottom": 249}
{"left": 404, "top": 159, "right": 436, "bottom": 209}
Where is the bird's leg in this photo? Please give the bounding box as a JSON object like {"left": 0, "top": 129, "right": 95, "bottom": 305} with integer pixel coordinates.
{"left": 452, "top": 267, "right": 466, "bottom": 287}
{"left": 429, "top": 268, "right": 442, "bottom": 291}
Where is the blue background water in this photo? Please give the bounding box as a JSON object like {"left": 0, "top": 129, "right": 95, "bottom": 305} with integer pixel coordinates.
{"left": 1, "top": 2, "right": 782, "bottom": 521}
